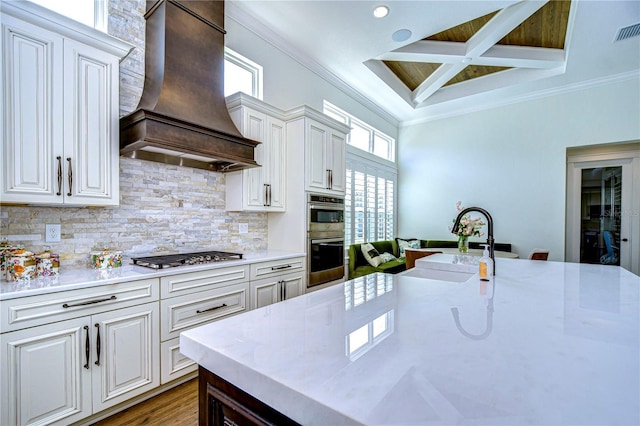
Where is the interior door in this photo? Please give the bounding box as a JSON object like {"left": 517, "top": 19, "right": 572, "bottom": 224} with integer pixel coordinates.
{"left": 566, "top": 155, "right": 638, "bottom": 275}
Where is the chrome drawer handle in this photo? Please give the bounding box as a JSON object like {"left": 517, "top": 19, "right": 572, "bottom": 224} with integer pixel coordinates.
{"left": 196, "top": 303, "right": 227, "bottom": 314}
{"left": 62, "top": 295, "right": 117, "bottom": 308}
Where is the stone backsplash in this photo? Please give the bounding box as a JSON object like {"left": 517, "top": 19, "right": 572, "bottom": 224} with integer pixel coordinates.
{"left": 0, "top": 0, "right": 268, "bottom": 269}
{"left": 0, "top": 158, "right": 268, "bottom": 269}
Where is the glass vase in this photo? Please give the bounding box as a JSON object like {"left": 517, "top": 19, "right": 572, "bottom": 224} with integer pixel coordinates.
{"left": 458, "top": 236, "right": 469, "bottom": 253}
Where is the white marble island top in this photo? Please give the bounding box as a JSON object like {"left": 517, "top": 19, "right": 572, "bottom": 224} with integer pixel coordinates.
{"left": 180, "top": 258, "right": 640, "bottom": 425}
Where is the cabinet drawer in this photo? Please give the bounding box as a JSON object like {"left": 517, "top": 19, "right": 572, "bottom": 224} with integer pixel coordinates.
{"left": 160, "top": 265, "right": 249, "bottom": 299}
{"left": 160, "top": 337, "right": 197, "bottom": 385}
{"left": 1, "top": 278, "right": 159, "bottom": 333}
{"left": 160, "top": 282, "right": 248, "bottom": 341}
{"left": 250, "top": 257, "right": 305, "bottom": 280}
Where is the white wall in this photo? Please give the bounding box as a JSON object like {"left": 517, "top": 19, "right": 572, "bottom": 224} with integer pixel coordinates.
{"left": 397, "top": 78, "right": 640, "bottom": 260}
{"left": 224, "top": 16, "right": 398, "bottom": 140}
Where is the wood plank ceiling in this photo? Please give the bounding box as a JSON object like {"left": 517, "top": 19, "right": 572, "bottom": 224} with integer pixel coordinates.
{"left": 382, "top": 0, "right": 571, "bottom": 94}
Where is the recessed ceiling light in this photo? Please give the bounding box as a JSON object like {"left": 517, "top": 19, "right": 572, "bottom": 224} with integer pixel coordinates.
{"left": 392, "top": 29, "right": 412, "bottom": 42}
{"left": 373, "top": 5, "right": 389, "bottom": 18}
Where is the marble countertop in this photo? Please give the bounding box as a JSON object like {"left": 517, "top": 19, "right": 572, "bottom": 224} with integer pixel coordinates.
{"left": 180, "top": 258, "right": 640, "bottom": 425}
{"left": 0, "top": 250, "right": 305, "bottom": 300}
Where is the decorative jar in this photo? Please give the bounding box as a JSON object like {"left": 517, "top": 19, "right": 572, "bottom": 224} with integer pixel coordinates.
{"left": 7, "top": 250, "right": 37, "bottom": 281}
{"left": 36, "top": 251, "right": 60, "bottom": 277}
{"left": 91, "top": 249, "right": 123, "bottom": 269}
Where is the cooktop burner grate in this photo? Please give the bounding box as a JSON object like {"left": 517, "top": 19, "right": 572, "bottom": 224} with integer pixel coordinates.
{"left": 131, "top": 251, "right": 243, "bottom": 269}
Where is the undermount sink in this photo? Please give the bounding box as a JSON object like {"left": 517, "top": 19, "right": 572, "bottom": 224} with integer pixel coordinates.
{"left": 401, "top": 267, "right": 474, "bottom": 283}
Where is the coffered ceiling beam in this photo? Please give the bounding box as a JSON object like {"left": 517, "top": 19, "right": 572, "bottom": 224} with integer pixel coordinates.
{"left": 363, "top": 59, "right": 415, "bottom": 106}
{"left": 412, "top": 0, "right": 549, "bottom": 104}
{"left": 417, "top": 66, "right": 566, "bottom": 107}
{"left": 380, "top": 43, "right": 564, "bottom": 69}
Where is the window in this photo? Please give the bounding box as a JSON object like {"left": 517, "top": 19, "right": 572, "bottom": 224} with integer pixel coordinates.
{"left": 324, "top": 103, "right": 398, "bottom": 246}
{"left": 28, "top": 0, "right": 107, "bottom": 31}
{"left": 224, "top": 48, "right": 263, "bottom": 99}
{"left": 324, "top": 101, "right": 395, "bottom": 162}
{"left": 345, "top": 156, "right": 397, "bottom": 245}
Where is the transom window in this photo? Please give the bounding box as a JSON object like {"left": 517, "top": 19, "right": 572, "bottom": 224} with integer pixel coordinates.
{"left": 28, "top": 0, "right": 107, "bottom": 31}
{"left": 324, "top": 101, "right": 396, "bottom": 162}
{"left": 224, "top": 48, "right": 263, "bottom": 100}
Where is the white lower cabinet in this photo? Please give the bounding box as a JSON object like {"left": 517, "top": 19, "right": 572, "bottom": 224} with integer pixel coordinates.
{"left": 159, "top": 267, "right": 250, "bottom": 384}
{"left": 0, "top": 317, "right": 92, "bottom": 425}
{"left": 0, "top": 279, "right": 159, "bottom": 426}
{"left": 0, "top": 256, "right": 307, "bottom": 425}
{"left": 91, "top": 302, "right": 160, "bottom": 413}
{"left": 249, "top": 256, "right": 306, "bottom": 309}
{"left": 250, "top": 271, "right": 305, "bottom": 309}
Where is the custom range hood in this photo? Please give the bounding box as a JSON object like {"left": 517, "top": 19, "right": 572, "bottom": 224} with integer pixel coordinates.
{"left": 120, "top": 0, "right": 259, "bottom": 172}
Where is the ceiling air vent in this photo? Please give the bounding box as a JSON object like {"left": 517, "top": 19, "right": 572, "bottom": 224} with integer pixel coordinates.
{"left": 614, "top": 22, "right": 640, "bottom": 42}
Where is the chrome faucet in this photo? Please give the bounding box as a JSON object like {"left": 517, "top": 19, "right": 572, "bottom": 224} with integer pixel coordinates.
{"left": 452, "top": 206, "right": 495, "bottom": 275}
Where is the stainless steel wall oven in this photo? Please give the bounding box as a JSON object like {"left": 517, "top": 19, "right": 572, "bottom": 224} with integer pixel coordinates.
{"left": 307, "top": 194, "right": 345, "bottom": 288}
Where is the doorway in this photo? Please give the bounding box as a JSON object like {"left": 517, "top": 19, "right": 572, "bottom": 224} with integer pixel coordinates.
{"left": 566, "top": 143, "right": 640, "bottom": 276}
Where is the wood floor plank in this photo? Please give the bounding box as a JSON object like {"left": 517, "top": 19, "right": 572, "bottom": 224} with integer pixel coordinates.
{"left": 92, "top": 378, "right": 198, "bottom": 426}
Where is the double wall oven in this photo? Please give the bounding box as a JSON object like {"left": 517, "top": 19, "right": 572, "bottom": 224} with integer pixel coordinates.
{"left": 307, "top": 193, "right": 345, "bottom": 288}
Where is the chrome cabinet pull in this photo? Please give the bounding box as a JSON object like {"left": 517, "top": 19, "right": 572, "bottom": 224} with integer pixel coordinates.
{"left": 84, "top": 325, "right": 90, "bottom": 369}
{"left": 196, "top": 303, "right": 227, "bottom": 314}
{"left": 271, "top": 265, "right": 291, "bottom": 271}
{"left": 62, "top": 295, "right": 116, "bottom": 308}
{"left": 282, "top": 280, "right": 286, "bottom": 301}
{"left": 66, "top": 157, "right": 72, "bottom": 196}
{"left": 326, "top": 169, "right": 331, "bottom": 189}
{"left": 56, "top": 156, "right": 63, "bottom": 196}
{"left": 329, "top": 170, "right": 333, "bottom": 189}
{"left": 94, "top": 323, "right": 101, "bottom": 366}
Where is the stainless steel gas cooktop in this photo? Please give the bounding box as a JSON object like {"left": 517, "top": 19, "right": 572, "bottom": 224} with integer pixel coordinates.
{"left": 131, "top": 251, "right": 243, "bottom": 269}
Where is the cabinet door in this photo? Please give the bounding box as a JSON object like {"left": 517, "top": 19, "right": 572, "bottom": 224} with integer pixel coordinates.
{"left": 91, "top": 302, "right": 159, "bottom": 413}
{"left": 328, "top": 131, "right": 346, "bottom": 193}
{"left": 282, "top": 273, "right": 305, "bottom": 301}
{"left": 250, "top": 278, "right": 280, "bottom": 309}
{"left": 265, "top": 116, "right": 286, "bottom": 211}
{"left": 63, "top": 38, "right": 120, "bottom": 206}
{"left": 0, "top": 317, "right": 92, "bottom": 426}
{"left": 1, "top": 15, "right": 64, "bottom": 204}
{"left": 242, "top": 108, "right": 268, "bottom": 209}
{"left": 305, "top": 121, "right": 329, "bottom": 192}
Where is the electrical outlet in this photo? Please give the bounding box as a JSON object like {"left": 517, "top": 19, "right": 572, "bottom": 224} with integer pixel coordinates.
{"left": 45, "top": 224, "right": 61, "bottom": 243}
{"left": 239, "top": 223, "right": 249, "bottom": 234}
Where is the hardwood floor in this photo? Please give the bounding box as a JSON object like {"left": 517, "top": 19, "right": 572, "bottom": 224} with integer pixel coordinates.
{"left": 92, "top": 378, "right": 198, "bottom": 426}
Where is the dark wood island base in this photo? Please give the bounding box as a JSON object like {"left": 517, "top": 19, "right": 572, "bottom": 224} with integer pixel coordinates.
{"left": 198, "top": 366, "right": 301, "bottom": 426}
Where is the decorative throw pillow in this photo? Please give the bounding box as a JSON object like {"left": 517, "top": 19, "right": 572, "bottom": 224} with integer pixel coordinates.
{"left": 396, "top": 238, "right": 421, "bottom": 258}
{"left": 361, "top": 243, "right": 383, "bottom": 267}
{"left": 379, "top": 252, "right": 397, "bottom": 263}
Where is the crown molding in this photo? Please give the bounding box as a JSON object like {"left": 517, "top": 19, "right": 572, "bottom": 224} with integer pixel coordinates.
{"left": 400, "top": 69, "right": 640, "bottom": 127}
{"left": 225, "top": 2, "right": 400, "bottom": 128}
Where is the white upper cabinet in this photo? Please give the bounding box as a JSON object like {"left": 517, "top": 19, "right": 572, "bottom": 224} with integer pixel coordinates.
{"left": 0, "top": 1, "right": 132, "bottom": 206}
{"left": 305, "top": 121, "right": 346, "bottom": 194}
{"left": 226, "top": 93, "right": 286, "bottom": 212}
{"left": 286, "top": 106, "right": 349, "bottom": 197}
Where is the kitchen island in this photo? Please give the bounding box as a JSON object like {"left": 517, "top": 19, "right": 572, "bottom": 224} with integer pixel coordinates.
{"left": 180, "top": 258, "right": 640, "bottom": 425}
